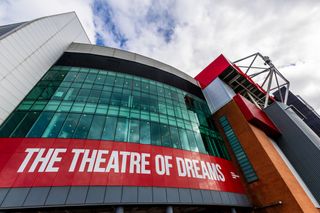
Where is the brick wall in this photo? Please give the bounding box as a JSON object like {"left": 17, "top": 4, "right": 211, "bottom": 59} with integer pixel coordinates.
{"left": 213, "top": 100, "right": 317, "bottom": 213}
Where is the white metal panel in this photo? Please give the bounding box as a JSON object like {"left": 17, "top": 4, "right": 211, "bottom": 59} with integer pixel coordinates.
{"left": 0, "top": 107, "right": 9, "bottom": 123}
{"left": 91, "top": 45, "right": 114, "bottom": 57}
{"left": 202, "top": 78, "right": 236, "bottom": 114}
{"left": 9, "top": 33, "right": 28, "bottom": 57}
{"left": 0, "top": 85, "right": 17, "bottom": 111}
{"left": 5, "top": 73, "right": 25, "bottom": 96}
{"left": 114, "top": 49, "right": 136, "bottom": 61}
{"left": 135, "top": 54, "right": 156, "bottom": 68}
{"left": 10, "top": 70, "right": 29, "bottom": 92}
{"left": 65, "top": 43, "right": 198, "bottom": 85}
{"left": 0, "top": 12, "right": 90, "bottom": 124}
{"left": 0, "top": 41, "right": 16, "bottom": 71}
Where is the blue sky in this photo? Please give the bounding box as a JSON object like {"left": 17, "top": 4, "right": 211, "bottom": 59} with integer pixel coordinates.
{"left": 0, "top": 0, "right": 320, "bottom": 112}
{"left": 92, "top": 0, "right": 176, "bottom": 48}
{"left": 93, "top": 0, "right": 128, "bottom": 48}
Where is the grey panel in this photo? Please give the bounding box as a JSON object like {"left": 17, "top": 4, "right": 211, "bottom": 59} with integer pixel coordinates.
{"left": 242, "top": 195, "right": 251, "bottom": 206}
{"left": 203, "top": 78, "right": 235, "bottom": 114}
{"left": 0, "top": 22, "right": 26, "bottom": 38}
{"left": 234, "top": 193, "right": 248, "bottom": 206}
{"left": 45, "top": 187, "right": 69, "bottom": 205}
{"left": 23, "top": 187, "right": 50, "bottom": 206}
{"left": 201, "top": 190, "right": 213, "bottom": 204}
{"left": 0, "top": 187, "right": 251, "bottom": 208}
{"left": 66, "top": 43, "right": 197, "bottom": 85}
{"left": 190, "top": 189, "right": 203, "bottom": 204}
{"left": 166, "top": 188, "right": 180, "bottom": 203}
{"left": 220, "top": 192, "right": 231, "bottom": 205}
{"left": 178, "top": 188, "right": 192, "bottom": 203}
{"left": 227, "top": 192, "right": 238, "bottom": 206}
{"left": 264, "top": 102, "right": 320, "bottom": 204}
{"left": 1, "top": 188, "right": 29, "bottom": 208}
{"left": 236, "top": 194, "right": 251, "bottom": 207}
{"left": 121, "top": 187, "right": 138, "bottom": 203}
{"left": 86, "top": 186, "right": 105, "bottom": 204}
{"left": 105, "top": 186, "right": 122, "bottom": 203}
{"left": 0, "top": 189, "right": 9, "bottom": 206}
{"left": 138, "top": 187, "right": 152, "bottom": 203}
{"left": 210, "top": 190, "right": 222, "bottom": 204}
{"left": 66, "top": 186, "right": 88, "bottom": 204}
{"left": 152, "top": 187, "right": 167, "bottom": 203}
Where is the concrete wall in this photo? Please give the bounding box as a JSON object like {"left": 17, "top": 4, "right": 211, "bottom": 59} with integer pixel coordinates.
{"left": 0, "top": 12, "right": 90, "bottom": 125}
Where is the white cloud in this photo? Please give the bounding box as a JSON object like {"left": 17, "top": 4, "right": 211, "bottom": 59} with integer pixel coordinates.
{"left": 99, "top": 0, "right": 320, "bottom": 112}
{"left": 0, "top": 0, "right": 96, "bottom": 42}
{"left": 1, "top": 0, "right": 320, "bottom": 112}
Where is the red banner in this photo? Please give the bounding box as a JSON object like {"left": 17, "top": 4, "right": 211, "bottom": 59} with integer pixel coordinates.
{"left": 0, "top": 138, "right": 245, "bottom": 194}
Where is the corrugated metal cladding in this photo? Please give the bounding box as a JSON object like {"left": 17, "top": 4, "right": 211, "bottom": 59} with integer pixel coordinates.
{"left": 0, "top": 12, "right": 90, "bottom": 125}
{"left": 264, "top": 102, "right": 320, "bottom": 204}
{"left": 0, "top": 22, "right": 26, "bottom": 37}
{"left": 0, "top": 186, "right": 250, "bottom": 209}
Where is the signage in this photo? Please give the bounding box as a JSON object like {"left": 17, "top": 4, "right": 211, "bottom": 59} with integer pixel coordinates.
{"left": 0, "top": 138, "right": 245, "bottom": 193}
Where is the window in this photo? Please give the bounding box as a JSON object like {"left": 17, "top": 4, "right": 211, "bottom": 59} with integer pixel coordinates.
{"left": 27, "top": 112, "right": 54, "bottom": 137}
{"left": 140, "top": 121, "right": 151, "bottom": 144}
{"left": 42, "top": 113, "right": 67, "bottom": 138}
{"left": 58, "top": 113, "right": 81, "bottom": 138}
{"left": 115, "top": 117, "right": 128, "bottom": 142}
{"left": 128, "top": 119, "right": 140, "bottom": 142}
{"left": 74, "top": 114, "right": 93, "bottom": 139}
{"left": 10, "top": 112, "right": 40, "bottom": 137}
{"left": 102, "top": 116, "right": 117, "bottom": 141}
{"left": 219, "top": 116, "right": 258, "bottom": 182}
{"left": 87, "top": 115, "right": 105, "bottom": 140}
{"left": 0, "top": 66, "right": 231, "bottom": 159}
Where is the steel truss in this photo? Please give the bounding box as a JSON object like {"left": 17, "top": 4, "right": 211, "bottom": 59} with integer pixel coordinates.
{"left": 233, "top": 53, "right": 290, "bottom": 108}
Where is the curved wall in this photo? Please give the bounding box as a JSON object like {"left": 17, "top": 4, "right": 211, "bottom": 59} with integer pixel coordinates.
{"left": 0, "top": 49, "right": 250, "bottom": 209}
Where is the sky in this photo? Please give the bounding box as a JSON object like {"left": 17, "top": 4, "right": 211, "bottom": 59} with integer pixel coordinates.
{"left": 0, "top": 0, "right": 320, "bottom": 112}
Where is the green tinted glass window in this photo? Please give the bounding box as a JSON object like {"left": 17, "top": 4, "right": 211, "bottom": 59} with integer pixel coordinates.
{"left": 0, "top": 111, "right": 28, "bottom": 137}
{"left": 170, "top": 127, "right": 181, "bottom": 149}
{"left": 161, "top": 124, "right": 171, "bottom": 147}
{"left": 115, "top": 117, "right": 128, "bottom": 142}
{"left": 102, "top": 116, "right": 117, "bottom": 140}
{"left": 42, "top": 113, "right": 67, "bottom": 138}
{"left": 140, "top": 121, "right": 151, "bottom": 144}
{"left": 150, "top": 122, "right": 161, "bottom": 146}
{"left": 58, "top": 113, "right": 81, "bottom": 138}
{"left": 128, "top": 119, "right": 140, "bottom": 142}
{"left": 27, "top": 112, "right": 54, "bottom": 137}
{"left": 0, "top": 65, "right": 231, "bottom": 160}
{"left": 10, "top": 112, "right": 40, "bottom": 137}
{"left": 219, "top": 116, "right": 258, "bottom": 182}
{"left": 87, "top": 115, "right": 105, "bottom": 140}
{"left": 74, "top": 114, "right": 93, "bottom": 139}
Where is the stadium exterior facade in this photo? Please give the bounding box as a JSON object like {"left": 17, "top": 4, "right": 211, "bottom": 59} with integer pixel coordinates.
{"left": 0, "top": 12, "right": 319, "bottom": 213}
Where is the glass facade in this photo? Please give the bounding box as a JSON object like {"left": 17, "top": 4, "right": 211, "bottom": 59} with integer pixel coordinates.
{"left": 0, "top": 66, "right": 230, "bottom": 159}
{"left": 219, "top": 116, "right": 258, "bottom": 182}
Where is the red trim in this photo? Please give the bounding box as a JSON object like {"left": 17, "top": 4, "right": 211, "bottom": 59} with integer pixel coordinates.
{"left": 232, "top": 64, "right": 275, "bottom": 101}
{"left": 233, "top": 94, "right": 280, "bottom": 137}
{"left": 0, "top": 138, "right": 246, "bottom": 194}
{"left": 194, "top": 54, "right": 275, "bottom": 102}
{"left": 195, "top": 54, "right": 231, "bottom": 89}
